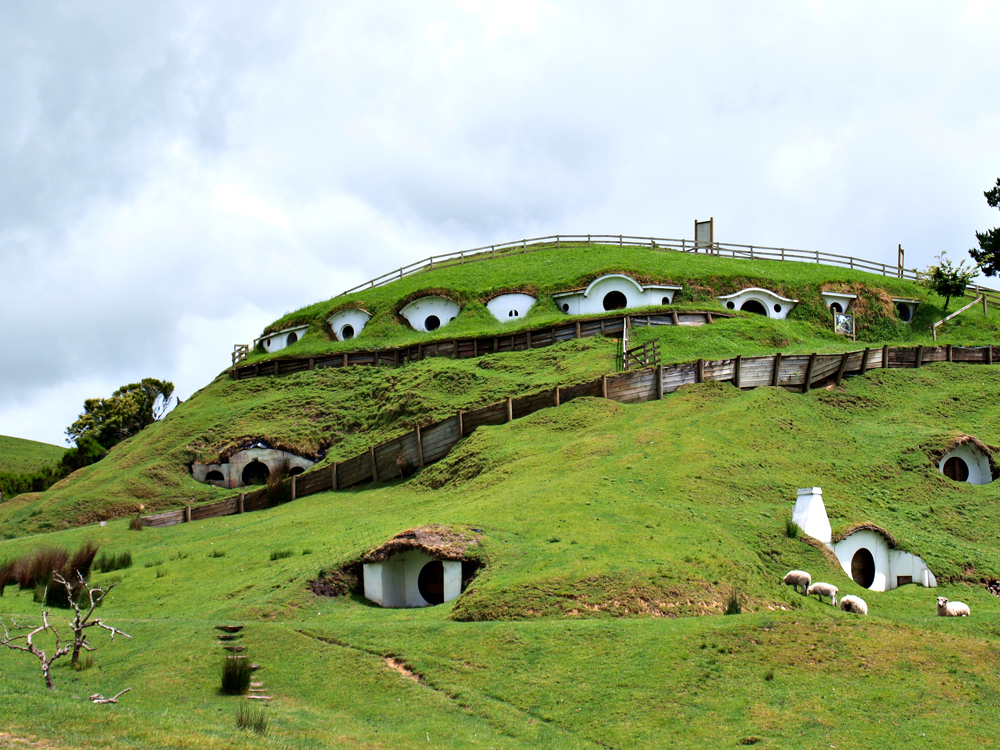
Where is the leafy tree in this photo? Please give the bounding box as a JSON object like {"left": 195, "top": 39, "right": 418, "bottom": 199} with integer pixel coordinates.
{"left": 66, "top": 378, "right": 175, "bottom": 449}
{"left": 919, "top": 253, "right": 977, "bottom": 312}
{"left": 968, "top": 177, "right": 1000, "bottom": 276}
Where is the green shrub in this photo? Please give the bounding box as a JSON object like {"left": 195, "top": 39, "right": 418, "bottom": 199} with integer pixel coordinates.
{"left": 269, "top": 549, "right": 293, "bottom": 561}
{"left": 221, "top": 657, "right": 252, "bottom": 695}
{"left": 785, "top": 516, "right": 799, "bottom": 539}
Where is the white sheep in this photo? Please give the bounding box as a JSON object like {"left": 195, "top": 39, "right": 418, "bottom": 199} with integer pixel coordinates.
{"left": 936, "top": 597, "right": 970, "bottom": 617}
{"left": 783, "top": 570, "right": 811, "bottom": 595}
{"left": 806, "top": 582, "right": 838, "bottom": 607}
{"left": 839, "top": 594, "right": 867, "bottom": 615}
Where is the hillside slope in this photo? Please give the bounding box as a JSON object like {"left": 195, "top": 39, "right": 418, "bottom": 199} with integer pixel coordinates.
{"left": 0, "top": 434, "right": 65, "bottom": 475}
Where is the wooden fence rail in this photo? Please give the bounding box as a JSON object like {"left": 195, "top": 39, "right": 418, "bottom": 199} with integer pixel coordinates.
{"left": 232, "top": 311, "right": 728, "bottom": 381}
{"left": 146, "top": 343, "right": 998, "bottom": 529}
{"left": 331, "top": 233, "right": 1000, "bottom": 300}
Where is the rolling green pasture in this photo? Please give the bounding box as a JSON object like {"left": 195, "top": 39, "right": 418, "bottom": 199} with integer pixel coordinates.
{"left": 2, "top": 367, "right": 1000, "bottom": 748}
{"left": 0, "top": 435, "right": 65, "bottom": 475}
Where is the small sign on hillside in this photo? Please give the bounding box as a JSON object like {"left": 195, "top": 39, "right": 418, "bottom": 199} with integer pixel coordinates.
{"left": 833, "top": 311, "right": 856, "bottom": 340}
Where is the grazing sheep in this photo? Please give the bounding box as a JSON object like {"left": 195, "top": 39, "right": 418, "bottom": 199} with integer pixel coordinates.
{"left": 783, "top": 570, "right": 812, "bottom": 595}
{"left": 839, "top": 594, "right": 868, "bottom": 615}
{"left": 806, "top": 582, "right": 838, "bottom": 607}
{"left": 936, "top": 597, "right": 970, "bottom": 617}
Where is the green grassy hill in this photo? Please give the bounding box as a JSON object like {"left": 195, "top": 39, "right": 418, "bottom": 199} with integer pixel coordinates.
{"left": 3, "top": 245, "right": 1000, "bottom": 748}
{"left": 0, "top": 434, "right": 65, "bottom": 475}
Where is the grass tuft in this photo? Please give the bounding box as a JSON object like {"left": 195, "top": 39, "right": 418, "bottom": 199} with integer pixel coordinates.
{"left": 209, "top": 549, "right": 226, "bottom": 558}
{"left": 221, "top": 657, "right": 252, "bottom": 695}
{"left": 97, "top": 550, "right": 133, "bottom": 573}
{"left": 235, "top": 701, "right": 268, "bottom": 734}
{"left": 129, "top": 512, "right": 143, "bottom": 531}
{"left": 724, "top": 587, "right": 742, "bottom": 615}
{"left": 269, "top": 549, "right": 293, "bottom": 561}
{"left": 785, "top": 516, "right": 799, "bottom": 539}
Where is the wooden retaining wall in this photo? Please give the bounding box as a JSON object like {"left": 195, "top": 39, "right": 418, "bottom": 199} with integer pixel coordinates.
{"left": 232, "top": 312, "right": 730, "bottom": 381}
{"left": 145, "top": 343, "right": 998, "bottom": 528}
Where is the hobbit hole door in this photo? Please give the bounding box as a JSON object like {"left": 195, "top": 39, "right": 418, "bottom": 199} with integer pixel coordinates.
{"left": 851, "top": 547, "right": 876, "bottom": 589}
{"left": 417, "top": 560, "right": 445, "bottom": 604}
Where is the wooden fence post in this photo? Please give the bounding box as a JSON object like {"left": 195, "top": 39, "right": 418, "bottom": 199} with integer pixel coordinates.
{"left": 291, "top": 475, "right": 297, "bottom": 502}
{"left": 834, "top": 352, "right": 849, "bottom": 385}
{"left": 507, "top": 397, "right": 513, "bottom": 422}
{"left": 458, "top": 411, "right": 464, "bottom": 438}
{"left": 860, "top": 348, "right": 871, "bottom": 373}
{"left": 238, "top": 494, "right": 245, "bottom": 514}
{"left": 914, "top": 345, "right": 923, "bottom": 368}
{"left": 882, "top": 345, "right": 889, "bottom": 369}
{"left": 309, "top": 358, "right": 315, "bottom": 370}
{"left": 332, "top": 462, "right": 339, "bottom": 491}
{"left": 656, "top": 365, "right": 663, "bottom": 399}
{"left": 184, "top": 506, "right": 192, "bottom": 523}
{"left": 369, "top": 446, "right": 379, "bottom": 483}
{"left": 772, "top": 353, "right": 783, "bottom": 387}
{"left": 453, "top": 339, "right": 458, "bottom": 358}
{"left": 601, "top": 375, "right": 608, "bottom": 398}
{"left": 526, "top": 331, "right": 532, "bottom": 349}
{"left": 575, "top": 321, "right": 581, "bottom": 339}
{"left": 947, "top": 344, "right": 953, "bottom": 362}
{"left": 989, "top": 346, "right": 995, "bottom": 366}
{"left": 803, "top": 353, "right": 817, "bottom": 392}
{"left": 696, "top": 359, "right": 704, "bottom": 384}
{"left": 554, "top": 386, "right": 561, "bottom": 407}
{"left": 733, "top": 355, "right": 742, "bottom": 389}
{"left": 343, "top": 353, "right": 348, "bottom": 367}
{"left": 274, "top": 361, "right": 279, "bottom": 376}
{"left": 671, "top": 311, "right": 680, "bottom": 326}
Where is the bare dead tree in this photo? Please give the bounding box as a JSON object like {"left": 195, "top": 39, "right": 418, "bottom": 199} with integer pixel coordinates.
{"left": 1, "top": 573, "right": 131, "bottom": 691}
{"left": 90, "top": 687, "right": 131, "bottom": 704}
{"left": 51, "top": 572, "right": 131, "bottom": 667}
{"left": 0, "top": 610, "right": 71, "bottom": 690}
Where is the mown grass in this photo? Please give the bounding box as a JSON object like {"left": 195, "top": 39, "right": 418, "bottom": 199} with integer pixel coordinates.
{"left": 1, "top": 365, "right": 1000, "bottom": 747}
{"left": 0, "top": 434, "right": 65, "bottom": 475}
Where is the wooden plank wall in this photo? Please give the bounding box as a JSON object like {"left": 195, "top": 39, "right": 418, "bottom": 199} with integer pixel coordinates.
{"left": 144, "top": 343, "right": 1000, "bottom": 528}
{"left": 232, "top": 312, "right": 728, "bottom": 381}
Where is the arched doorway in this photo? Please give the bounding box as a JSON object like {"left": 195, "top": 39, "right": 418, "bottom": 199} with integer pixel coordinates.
{"left": 943, "top": 456, "right": 970, "bottom": 482}
{"left": 896, "top": 302, "right": 912, "bottom": 322}
{"left": 206, "top": 470, "right": 224, "bottom": 482}
{"left": 242, "top": 460, "right": 270, "bottom": 486}
{"left": 417, "top": 560, "right": 445, "bottom": 604}
{"left": 851, "top": 548, "right": 876, "bottom": 588}
{"left": 288, "top": 466, "right": 304, "bottom": 476}
{"left": 286, "top": 332, "right": 298, "bottom": 346}
{"left": 603, "top": 291, "right": 628, "bottom": 311}
{"left": 740, "top": 299, "right": 767, "bottom": 316}
{"left": 830, "top": 302, "right": 843, "bottom": 314}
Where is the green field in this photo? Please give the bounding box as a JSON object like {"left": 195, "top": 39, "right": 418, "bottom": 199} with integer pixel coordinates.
{"left": 2, "top": 246, "right": 1000, "bottom": 748}
{"left": 0, "top": 434, "right": 65, "bottom": 475}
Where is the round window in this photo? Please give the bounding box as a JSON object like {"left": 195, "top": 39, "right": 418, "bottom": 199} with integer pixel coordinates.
{"left": 726, "top": 301, "right": 735, "bottom": 310}
{"left": 417, "top": 560, "right": 445, "bottom": 605}
{"left": 562, "top": 303, "right": 569, "bottom": 312}
{"left": 773, "top": 304, "right": 782, "bottom": 314}
{"left": 943, "top": 456, "right": 970, "bottom": 482}
{"left": 851, "top": 547, "right": 876, "bottom": 589}
{"left": 286, "top": 332, "right": 298, "bottom": 346}
{"left": 425, "top": 315, "right": 441, "bottom": 331}
{"left": 341, "top": 324, "right": 355, "bottom": 340}
{"left": 603, "top": 291, "right": 628, "bottom": 311}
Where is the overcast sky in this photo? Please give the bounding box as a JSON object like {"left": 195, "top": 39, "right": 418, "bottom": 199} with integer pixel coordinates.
{"left": 2, "top": 1, "right": 999, "bottom": 446}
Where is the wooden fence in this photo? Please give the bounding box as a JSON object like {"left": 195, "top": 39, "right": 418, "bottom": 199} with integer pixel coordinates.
{"left": 231, "top": 311, "right": 729, "bottom": 381}
{"left": 145, "top": 342, "right": 997, "bottom": 529}
{"left": 333, "top": 233, "right": 1000, "bottom": 301}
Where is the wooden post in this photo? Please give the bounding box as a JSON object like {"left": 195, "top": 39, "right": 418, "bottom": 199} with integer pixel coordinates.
{"left": 453, "top": 339, "right": 458, "bottom": 358}
{"left": 369, "top": 446, "right": 379, "bottom": 483}
{"left": 458, "top": 410, "right": 464, "bottom": 438}
{"left": 274, "top": 361, "right": 279, "bottom": 376}
{"left": 600, "top": 319, "right": 606, "bottom": 336}
{"left": 291, "top": 475, "right": 297, "bottom": 502}
{"left": 415, "top": 427, "right": 424, "bottom": 469}
{"left": 554, "top": 386, "right": 561, "bottom": 407}
{"left": 984, "top": 295, "right": 989, "bottom": 317}
{"left": 184, "top": 506, "right": 192, "bottom": 523}
{"left": 989, "top": 346, "right": 995, "bottom": 365}
{"left": 860, "top": 347, "right": 871, "bottom": 373}
{"left": 473, "top": 339, "right": 478, "bottom": 357}
{"left": 506, "top": 397, "right": 513, "bottom": 422}
{"left": 882, "top": 345, "right": 889, "bottom": 369}
{"left": 803, "top": 353, "right": 817, "bottom": 392}
{"left": 494, "top": 337, "right": 498, "bottom": 353}
{"left": 671, "top": 311, "right": 680, "bottom": 326}
{"left": 947, "top": 344, "right": 953, "bottom": 362}
{"left": 772, "top": 353, "right": 782, "bottom": 387}
{"left": 526, "top": 331, "right": 532, "bottom": 349}
{"left": 601, "top": 375, "right": 608, "bottom": 398}
{"left": 656, "top": 365, "right": 663, "bottom": 399}
{"left": 696, "top": 359, "right": 704, "bottom": 384}
{"left": 834, "top": 352, "right": 849, "bottom": 385}
{"left": 343, "top": 353, "right": 348, "bottom": 367}
{"left": 575, "top": 321, "right": 581, "bottom": 339}
{"left": 734, "top": 355, "right": 742, "bottom": 389}
{"left": 394, "top": 350, "right": 399, "bottom": 365}
{"left": 254, "top": 363, "right": 260, "bottom": 377}
{"left": 331, "top": 462, "right": 338, "bottom": 491}
{"left": 238, "top": 494, "right": 245, "bottom": 514}
{"left": 309, "top": 358, "right": 315, "bottom": 370}
{"left": 418, "top": 344, "right": 423, "bottom": 360}
{"left": 915, "top": 345, "right": 923, "bottom": 368}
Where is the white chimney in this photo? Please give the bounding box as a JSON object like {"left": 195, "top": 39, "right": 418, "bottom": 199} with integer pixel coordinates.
{"left": 792, "top": 487, "right": 831, "bottom": 544}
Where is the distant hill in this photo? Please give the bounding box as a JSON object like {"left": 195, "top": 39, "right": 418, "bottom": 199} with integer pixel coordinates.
{"left": 0, "top": 434, "right": 65, "bottom": 475}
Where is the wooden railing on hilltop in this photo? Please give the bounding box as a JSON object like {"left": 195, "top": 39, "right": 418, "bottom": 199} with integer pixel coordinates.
{"left": 146, "top": 342, "right": 996, "bottom": 529}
